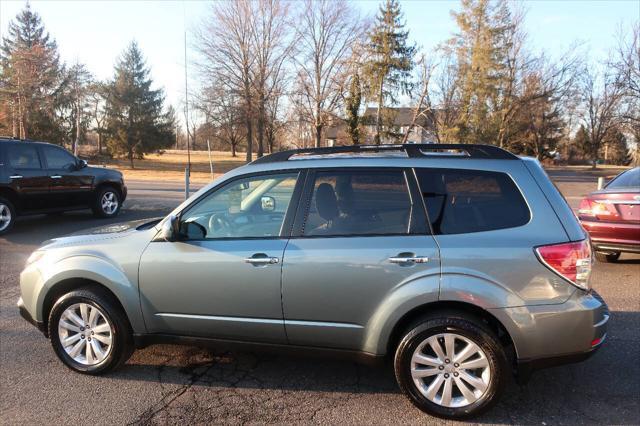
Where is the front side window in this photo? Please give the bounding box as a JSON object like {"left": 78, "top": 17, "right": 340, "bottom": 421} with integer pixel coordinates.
{"left": 179, "top": 172, "right": 299, "bottom": 239}
{"left": 416, "top": 168, "right": 530, "bottom": 234}
{"left": 42, "top": 145, "right": 76, "bottom": 170}
{"left": 8, "top": 144, "right": 42, "bottom": 169}
{"left": 303, "top": 170, "right": 413, "bottom": 237}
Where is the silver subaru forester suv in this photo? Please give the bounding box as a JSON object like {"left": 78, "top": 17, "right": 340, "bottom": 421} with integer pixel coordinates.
{"left": 18, "top": 144, "right": 608, "bottom": 419}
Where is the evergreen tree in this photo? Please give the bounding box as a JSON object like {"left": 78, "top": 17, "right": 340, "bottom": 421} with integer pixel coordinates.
{"left": 345, "top": 73, "right": 362, "bottom": 145}
{"left": 0, "top": 4, "right": 65, "bottom": 140}
{"left": 363, "top": 0, "right": 415, "bottom": 144}
{"left": 450, "top": 0, "right": 515, "bottom": 144}
{"left": 104, "top": 41, "right": 175, "bottom": 168}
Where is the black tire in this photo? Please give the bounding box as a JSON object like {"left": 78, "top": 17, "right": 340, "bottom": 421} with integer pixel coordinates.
{"left": 394, "top": 313, "right": 508, "bottom": 419}
{"left": 0, "top": 196, "right": 16, "bottom": 236}
{"left": 595, "top": 251, "right": 621, "bottom": 263}
{"left": 92, "top": 186, "right": 122, "bottom": 218}
{"left": 48, "top": 286, "right": 133, "bottom": 374}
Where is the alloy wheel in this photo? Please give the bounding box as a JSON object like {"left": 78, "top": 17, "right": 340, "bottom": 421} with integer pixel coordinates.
{"left": 58, "top": 303, "right": 113, "bottom": 366}
{"left": 101, "top": 192, "right": 118, "bottom": 215}
{"left": 0, "top": 203, "right": 11, "bottom": 232}
{"left": 410, "top": 333, "right": 491, "bottom": 408}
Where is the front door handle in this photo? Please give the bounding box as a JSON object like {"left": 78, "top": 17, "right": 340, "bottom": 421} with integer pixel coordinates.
{"left": 244, "top": 254, "right": 279, "bottom": 265}
{"left": 9, "top": 175, "right": 23, "bottom": 179}
{"left": 388, "top": 254, "right": 430, "bottom": 264}
{"left": 50, "top": 175, "right": 62, "bottom": 179}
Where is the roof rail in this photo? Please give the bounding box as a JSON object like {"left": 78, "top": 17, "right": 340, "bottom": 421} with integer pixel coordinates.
{"left": 251, "top": 143, "right": 518, "bottom": 164}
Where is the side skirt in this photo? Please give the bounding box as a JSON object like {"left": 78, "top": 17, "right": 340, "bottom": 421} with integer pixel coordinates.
{"left": 133, "top": 333, "right": 386, "bottom": 367}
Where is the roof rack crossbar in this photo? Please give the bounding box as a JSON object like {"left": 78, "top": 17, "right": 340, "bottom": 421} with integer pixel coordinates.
{"left": 251, "top": 143, "right": 518, "bottom": 164}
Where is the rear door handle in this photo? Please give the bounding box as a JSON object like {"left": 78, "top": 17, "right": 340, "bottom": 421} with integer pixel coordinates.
{"left": 50, "top": 175, "right": 62, "bottom": 179}
{"left": 244, "top": 254, "right": 279, "bottom": 265}
{"left": 388, "top": 255, "right": 430, "bottom": 264}
{"left": 9, "top": 175, "right": 23, "bottom": 179}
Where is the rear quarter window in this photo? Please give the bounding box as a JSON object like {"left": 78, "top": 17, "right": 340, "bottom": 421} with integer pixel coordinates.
{"left": 415, "top": 168, "right": 530, "bottom": 234}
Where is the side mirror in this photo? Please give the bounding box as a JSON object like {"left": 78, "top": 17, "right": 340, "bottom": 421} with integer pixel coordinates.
{"left": 79, "top": 159, "right": 88, "bottom": 169}
{"left": 154, "top": 214, "right": 179, "bottom": 242}
{"left": 179, "top": 221, "right": 207, "bottom": 240}
{"left": 260, "top": 195, "right": 276, "bottom": 212}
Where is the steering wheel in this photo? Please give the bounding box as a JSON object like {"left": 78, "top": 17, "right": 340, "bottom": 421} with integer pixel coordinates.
{"left": 208, "top": 213, "right": 233, "bottom": 234}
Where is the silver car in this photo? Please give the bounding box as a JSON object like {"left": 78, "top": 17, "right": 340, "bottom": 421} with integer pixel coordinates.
{"left": 18, "top": 144, "right": 608, "bottom": 419}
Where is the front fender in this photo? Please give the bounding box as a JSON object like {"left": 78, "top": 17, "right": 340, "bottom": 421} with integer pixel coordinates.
{"left": 33, "top": 255, "right": 145, "bottom": 333}
{"left": 362, "top": 273, "right": 440, "bottom": 355}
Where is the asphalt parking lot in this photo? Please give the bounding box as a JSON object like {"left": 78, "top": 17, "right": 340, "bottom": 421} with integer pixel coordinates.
{"left": 1, "top": 172, "right": 639, "bottom": 425}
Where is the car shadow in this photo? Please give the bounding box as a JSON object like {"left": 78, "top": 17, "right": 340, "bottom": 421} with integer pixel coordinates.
{"left": 109, "top": 310, "right": 640, "bottom": 424}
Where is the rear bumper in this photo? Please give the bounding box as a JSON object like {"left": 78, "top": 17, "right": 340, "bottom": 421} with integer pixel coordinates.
{"left": 490, "top": 290, "right": 609, "bottom": 380}
{"left": 580, "top": 219, "right": 640, "bottom": 253}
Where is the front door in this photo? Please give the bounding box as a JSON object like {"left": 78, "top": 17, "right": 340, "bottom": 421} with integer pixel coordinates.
{"left": 282, "top": 168, "right": 441, "bottom": 350}
{"left": 40, "top": 144, "right": 93, "bottom": 208}
{"left": 139, "top": 171, "right": 302, "bottom": 343}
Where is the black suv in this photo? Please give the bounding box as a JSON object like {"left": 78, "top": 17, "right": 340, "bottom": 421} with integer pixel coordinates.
{"left": 0, "top": 138, "right": 127, "bottom": 234}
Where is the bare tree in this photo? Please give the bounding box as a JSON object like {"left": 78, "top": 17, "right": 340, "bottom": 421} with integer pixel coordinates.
{"left": 249, "top": 0, "right": 296, "bottom": 157}
{"left": 293, "top": 0, "right": 366, "bottom": 147}
{"left": 402, "top": 53, "right": 435, "bottom": 144}
{"left": 196, "top": 0, "right": 255, "bottom": 161}
{"left": 578, "top": 68, "right": 626, "bottom": 168}
{"left": 196, "top": 85, "right": 245, "bottom": 157}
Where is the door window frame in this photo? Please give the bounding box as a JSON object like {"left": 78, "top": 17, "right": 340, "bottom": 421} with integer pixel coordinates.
{"left": 290, "top": 167, "right": 430, "bottom": 239}
{"left": 174, "top": 168, "right": 308, "bottom": 241}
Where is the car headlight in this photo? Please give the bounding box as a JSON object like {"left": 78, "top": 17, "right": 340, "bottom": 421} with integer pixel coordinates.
{"left": 25, "top": 250, "right": 46, "bottom": 267}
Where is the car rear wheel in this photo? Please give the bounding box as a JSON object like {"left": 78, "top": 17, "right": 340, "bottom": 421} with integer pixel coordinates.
{"left": 595, "top": 251, "right": 621, "bottom": 263}
{"left": 48, "top": 287, "right": 133, "bottom": 374}
{"left": 0, "top": 197, "right": 16, "bottom": 236}
{"left": 92, "top": 186, "right": 121, "bottom": 218}
{"left": 394, "top": 314, "right": 507, "bottom": 419}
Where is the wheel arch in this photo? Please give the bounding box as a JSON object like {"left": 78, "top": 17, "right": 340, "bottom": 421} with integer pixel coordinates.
{"left": 94, "top": 181, "right": 122, "bottom": 198}
{"left": 0, "top": 187, "right": 21, "bottom": 212}
{"left": 385, "top": 301, "right": 516, "bottom": 361}
{"left": 41, "top": 278, "right": 131, "bottom": 337}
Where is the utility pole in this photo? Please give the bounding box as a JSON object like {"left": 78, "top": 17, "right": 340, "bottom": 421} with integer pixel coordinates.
{"left": 183, "top": 9, "right": 191, "bottom": 199}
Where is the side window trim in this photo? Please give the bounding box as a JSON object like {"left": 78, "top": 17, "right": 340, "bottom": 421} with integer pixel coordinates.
{"left": 290, "top": 167, "right": 425, "bottom": 239}
{"left": 176, "top": 169, "right": 305, "bottom": 241}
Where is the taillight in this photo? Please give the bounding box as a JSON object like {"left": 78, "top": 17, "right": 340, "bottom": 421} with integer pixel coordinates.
{"left": 535, "top": 239, "right": 592, "bottom": 290}
{"left": 578, "top": 197, "right": 621, "bottom": 220}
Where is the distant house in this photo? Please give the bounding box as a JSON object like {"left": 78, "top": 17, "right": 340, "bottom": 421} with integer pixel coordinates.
{"left": 324, "top": 107, "right": 438, "bottom": 146}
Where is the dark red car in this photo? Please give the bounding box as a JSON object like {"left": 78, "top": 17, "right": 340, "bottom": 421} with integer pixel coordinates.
{"left": 579, "top": 167, "right": 640, "bottom": 262}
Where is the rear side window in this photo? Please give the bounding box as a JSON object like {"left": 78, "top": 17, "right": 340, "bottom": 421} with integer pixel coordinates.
{"left": 8, "top": 144, "right": 42, "bottom": 169}
{"left": 303, "top": 170, "right": 413, "bottom": 236}
{"left": 607, "top": 168, "right": 639, "bottom": 189}
{"left": 415, "top": 168, "right": 530, "bottom": 234}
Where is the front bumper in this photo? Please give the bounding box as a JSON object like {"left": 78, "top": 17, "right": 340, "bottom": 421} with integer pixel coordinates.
{"left": 17, "top": 297, "right": 46, "bottom": 335}
{"left": 490, "top": 290, "right": 609, "bottom": 382}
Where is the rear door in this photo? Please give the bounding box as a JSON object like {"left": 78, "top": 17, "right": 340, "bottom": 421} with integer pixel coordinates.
{"left": 41, "top": 144, "right": 93, "bottom": 207}
{"left": 5, "top": 143, "right": 49, "bottom": 211}
{"left": 281, "top": 168, "right": 441, "bottom": 350}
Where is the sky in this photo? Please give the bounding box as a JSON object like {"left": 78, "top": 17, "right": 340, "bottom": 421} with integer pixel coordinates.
{"left": 1, "top": 0, "right": 639, "bottom": 114}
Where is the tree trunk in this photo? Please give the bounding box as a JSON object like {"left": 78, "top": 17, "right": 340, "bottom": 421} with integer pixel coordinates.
{"left": 375, "top": 78, "right": 384, "bottom": 145}
{"left": 245, "top": 117, "right": 253, "bottom": 162}
{"left": 231, "top": 142, "right": 237, "bottom": 157}
{"left": 97, "top": 131, "right": 102, "bottom": 155}
{"left": 315, "top": 124, "right": 322, "bottom": 148}
{"left": 128, "top": 149, "right": 135, "bottom": 169}
{"left": 257, "top": 98, "right": 265, "bottom": 158}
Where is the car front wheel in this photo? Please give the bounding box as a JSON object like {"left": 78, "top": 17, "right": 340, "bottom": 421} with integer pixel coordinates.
{"left": 48, "top": 287, "right": 133, "bottom": 374}
{"left": 394, "top": 314, "right": 507, "bottom": 419}
{"left": 92, "top": 186, "right": 121, "bottom": 218}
